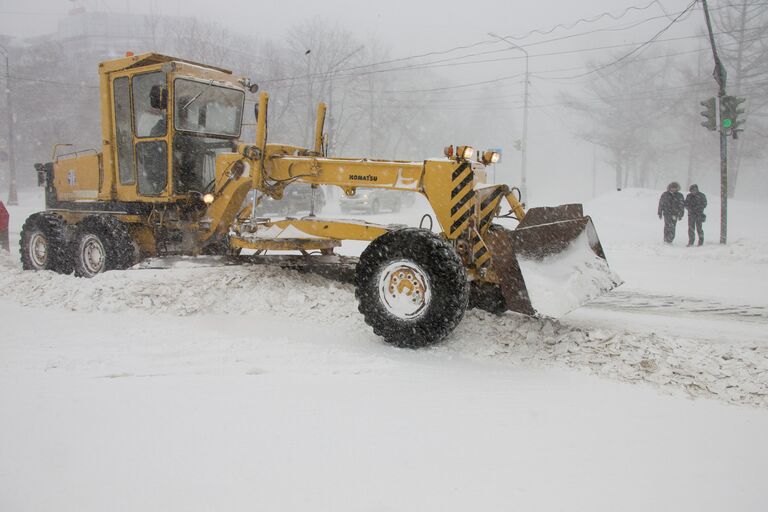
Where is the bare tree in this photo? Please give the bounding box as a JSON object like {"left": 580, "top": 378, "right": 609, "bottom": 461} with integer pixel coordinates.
{"left": 560, "top": 53, "right": 690, "bottom": 190}
{"left": 713, "top": 0, "right": 768, "bottom": 197}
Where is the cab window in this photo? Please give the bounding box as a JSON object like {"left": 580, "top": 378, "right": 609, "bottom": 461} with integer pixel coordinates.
{"left": 136, "top": 141, "right": 168, "bottom": 195}
{"left": 113, "top": 77, "right": 135, "bottom": 185}
{"left": 133, "top": 72, "right": 167, "bottom": 138}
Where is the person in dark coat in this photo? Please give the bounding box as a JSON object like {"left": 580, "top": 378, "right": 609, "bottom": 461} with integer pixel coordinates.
{"left": 658, "top": 181, "right": 685, "bottom": 244}
{"left": 685, "top": 184, "right": 707, "bottom": 246}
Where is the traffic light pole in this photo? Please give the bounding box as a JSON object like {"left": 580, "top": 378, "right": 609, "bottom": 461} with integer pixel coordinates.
{"left": 718, "top": 122, "right": 728, "bottom": 244}
{"left": 702, "top": 0, "right": 728, "bottom": 244}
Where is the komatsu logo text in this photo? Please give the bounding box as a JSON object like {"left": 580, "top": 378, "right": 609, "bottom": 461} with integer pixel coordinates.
{"left": 349, "top": 174, "right": 378, "bottom": 182}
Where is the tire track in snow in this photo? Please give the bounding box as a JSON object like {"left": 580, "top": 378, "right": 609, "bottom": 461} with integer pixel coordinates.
{"left": 586, "top": 290, "right": 768, "bottom": 323}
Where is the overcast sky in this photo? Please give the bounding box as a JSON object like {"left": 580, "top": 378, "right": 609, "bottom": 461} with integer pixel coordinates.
{"left": 0, "top": 0, "right": 697, "bottom": 55}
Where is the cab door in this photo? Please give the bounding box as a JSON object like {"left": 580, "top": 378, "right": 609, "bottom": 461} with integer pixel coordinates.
{"left": 111, "top": 69, "right": 171, "bottom": 201}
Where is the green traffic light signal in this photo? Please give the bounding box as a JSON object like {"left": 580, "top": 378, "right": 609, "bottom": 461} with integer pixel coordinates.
{"left": 720, "top": 96, "right": 746, "bottom": 135}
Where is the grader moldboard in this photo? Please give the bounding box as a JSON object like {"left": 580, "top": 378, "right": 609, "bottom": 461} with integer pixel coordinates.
{"left": 21, "top": 53, "right": 619, "bottom": 347}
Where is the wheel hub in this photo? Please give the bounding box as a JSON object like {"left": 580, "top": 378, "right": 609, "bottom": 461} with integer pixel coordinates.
{"left": 377, "top": 260, "right": 431, "bottom": 320}
{"left": 29, "top": 232, "right": 48, "bottom": 268}
{"left": 80, "top": 234, "right": 106, "bottom": 275}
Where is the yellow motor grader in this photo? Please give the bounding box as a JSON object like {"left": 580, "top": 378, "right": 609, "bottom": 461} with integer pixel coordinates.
{"left": 21, "top": 52, "right": 619, "bottom": 347}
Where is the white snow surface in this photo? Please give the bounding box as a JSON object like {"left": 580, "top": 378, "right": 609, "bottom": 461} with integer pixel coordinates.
{"left": 2, "top": 188, "right": 768, "bottom": 510}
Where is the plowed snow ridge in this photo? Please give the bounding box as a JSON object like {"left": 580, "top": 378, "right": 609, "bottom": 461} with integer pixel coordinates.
{"left": 2, "top": 253, "right": 766, "bottom": 408}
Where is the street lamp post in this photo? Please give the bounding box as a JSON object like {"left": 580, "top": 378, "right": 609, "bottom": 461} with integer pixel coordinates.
{"left": 0, "top": 44, "right": 17, "bottom": 205}
{"left": 327, "top": 45, "right": 364, "bottom": 155}
{"left": 304, "top": 49, "right": 312, "bottom": 148}
{"left": 489, "top": 33, "right": 529, "bottom": 201}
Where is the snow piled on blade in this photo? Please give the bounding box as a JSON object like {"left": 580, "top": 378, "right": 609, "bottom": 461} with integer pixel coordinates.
{"left": 517, "top": 231, "right": 621, "bottom": 317}
{"left": 1, "top": 251, "right": 766, "bottom": 408}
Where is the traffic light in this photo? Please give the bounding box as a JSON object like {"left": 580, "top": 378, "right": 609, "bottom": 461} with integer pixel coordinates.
{"left": 720, "top": 95, "right": 746, "bottom": 138}
{"left": 700, "top": 97, "right": 717, "bottom": 131}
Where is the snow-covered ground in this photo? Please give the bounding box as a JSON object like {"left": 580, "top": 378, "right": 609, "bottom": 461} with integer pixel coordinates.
{"left": 1, "top": 188, "right": 767, "bottom": 511}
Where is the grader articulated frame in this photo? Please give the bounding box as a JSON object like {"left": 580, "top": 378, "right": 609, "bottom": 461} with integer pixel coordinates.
{"left": 20, "top": 52, "right": 619, "bottom": 346}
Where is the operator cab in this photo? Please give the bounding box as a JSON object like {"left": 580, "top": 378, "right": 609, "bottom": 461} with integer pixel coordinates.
{"left": 109, "top": 55, "right": 246, "bottom": 202}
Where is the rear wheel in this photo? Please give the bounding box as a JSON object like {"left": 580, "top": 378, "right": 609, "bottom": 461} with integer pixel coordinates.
{"left": 73, "top": 215, "right": 135, "bottom": 278}
{"left": 19, "top": 213, "right": 72, "bottom": 273}
{"left": 355, "top": 228, "right": 468, "bottom": 347}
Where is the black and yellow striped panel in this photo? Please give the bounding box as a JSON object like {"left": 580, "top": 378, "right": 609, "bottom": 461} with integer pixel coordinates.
{"left": 449, "top": 163, "right": 475, "bottom": 236}
{"left": 472, "top": 236, "right": 491, "bottom": 269}
{"left": 477, "top": 186, "right": 505, "bottom": 235}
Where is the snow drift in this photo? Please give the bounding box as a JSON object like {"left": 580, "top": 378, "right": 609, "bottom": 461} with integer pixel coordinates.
{"left": 1, "top": 251, "right": 766, "bottom": 408}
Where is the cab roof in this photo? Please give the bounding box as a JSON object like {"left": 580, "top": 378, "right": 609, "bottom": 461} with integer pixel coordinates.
{"left": 99, "top": 52, "right": 232, "bottom": 75}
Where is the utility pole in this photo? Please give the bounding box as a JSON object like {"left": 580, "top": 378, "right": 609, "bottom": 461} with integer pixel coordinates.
{"left": 701, "top": 0, "right": 728, "bottom": 244}
{"left": 1, "top": 44, "right": 17, "bottom": 206}
{"left": 489, "top": 33, "right": 529, "bottom": 201}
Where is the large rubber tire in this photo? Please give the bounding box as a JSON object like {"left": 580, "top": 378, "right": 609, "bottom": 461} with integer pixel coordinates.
{"left": 19, "top": 212, "right": 73, "bottom": 274}
{"left": 355, "top": 228, "right": 469, "bottom": 348}
{"left": 72, "top": 215, "right": 135, "bottom": 278}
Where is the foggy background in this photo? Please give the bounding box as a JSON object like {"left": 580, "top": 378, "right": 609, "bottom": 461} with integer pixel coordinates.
{"left": 0, "top": 0, "right": 766, "bottom": 204}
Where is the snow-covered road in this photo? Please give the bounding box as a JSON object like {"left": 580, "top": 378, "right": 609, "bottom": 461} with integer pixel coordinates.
{"left": 2, "top": 188, "right": 767, "bottom": 510}
{"left": 2, "top": 300, "right": 767, "bottom": 512}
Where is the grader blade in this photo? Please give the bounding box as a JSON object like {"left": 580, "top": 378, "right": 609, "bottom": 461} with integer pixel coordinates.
{"left": 485, "top": 205, "right": 620, "bottom": 318}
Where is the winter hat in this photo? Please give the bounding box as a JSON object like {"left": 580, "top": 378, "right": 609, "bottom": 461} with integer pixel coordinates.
{"left": 689, "top": 184, "right": 699, "bottom": 193}
{"left": 668, "top": 181, "right": 680, "bottom": 192}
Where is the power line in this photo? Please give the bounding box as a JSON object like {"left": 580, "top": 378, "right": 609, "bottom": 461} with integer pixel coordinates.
{"left": 499, "top": 0, "right": 673, "bottom": 40}
{"left": 257, "top": 1, "right": 698, "bottom": 85}
{"left": 539, "top": 0, "right": 699, "bottom": 81}
{"left": 369, "top": 31, "right": 761, "bottom": 95}
{"left": 263, "top": 12, "right": 681, "bottom": 87}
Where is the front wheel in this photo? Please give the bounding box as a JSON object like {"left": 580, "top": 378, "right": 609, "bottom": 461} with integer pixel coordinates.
{"left": 355, "top": 228, "right": 469, "bottom": 347}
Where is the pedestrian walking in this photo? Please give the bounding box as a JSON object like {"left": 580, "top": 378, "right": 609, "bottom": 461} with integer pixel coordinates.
{"left": 657, "top": 182, "right": 685, "bottom": 244}
{"left": 685, "top": 184, "right": 707, "bottom": 246}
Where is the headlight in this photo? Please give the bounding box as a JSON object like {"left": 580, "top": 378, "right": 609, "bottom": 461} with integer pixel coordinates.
{"left": 482, "top": 150, "right": 501, "bottom": 165}
{"left": 457, "top": 145, "right": 474, "bottom": 160}
{"left": 202, "top": 193, "right": 215, "bottom": 204}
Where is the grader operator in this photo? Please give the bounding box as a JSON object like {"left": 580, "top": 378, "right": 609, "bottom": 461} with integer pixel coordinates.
{"left": 20, "top": 52, "right": 619, "bottom": 347}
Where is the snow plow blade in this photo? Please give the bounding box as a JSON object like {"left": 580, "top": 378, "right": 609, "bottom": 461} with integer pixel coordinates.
{"left": 484, "top": 204, "right": 621, "bottom": 317}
